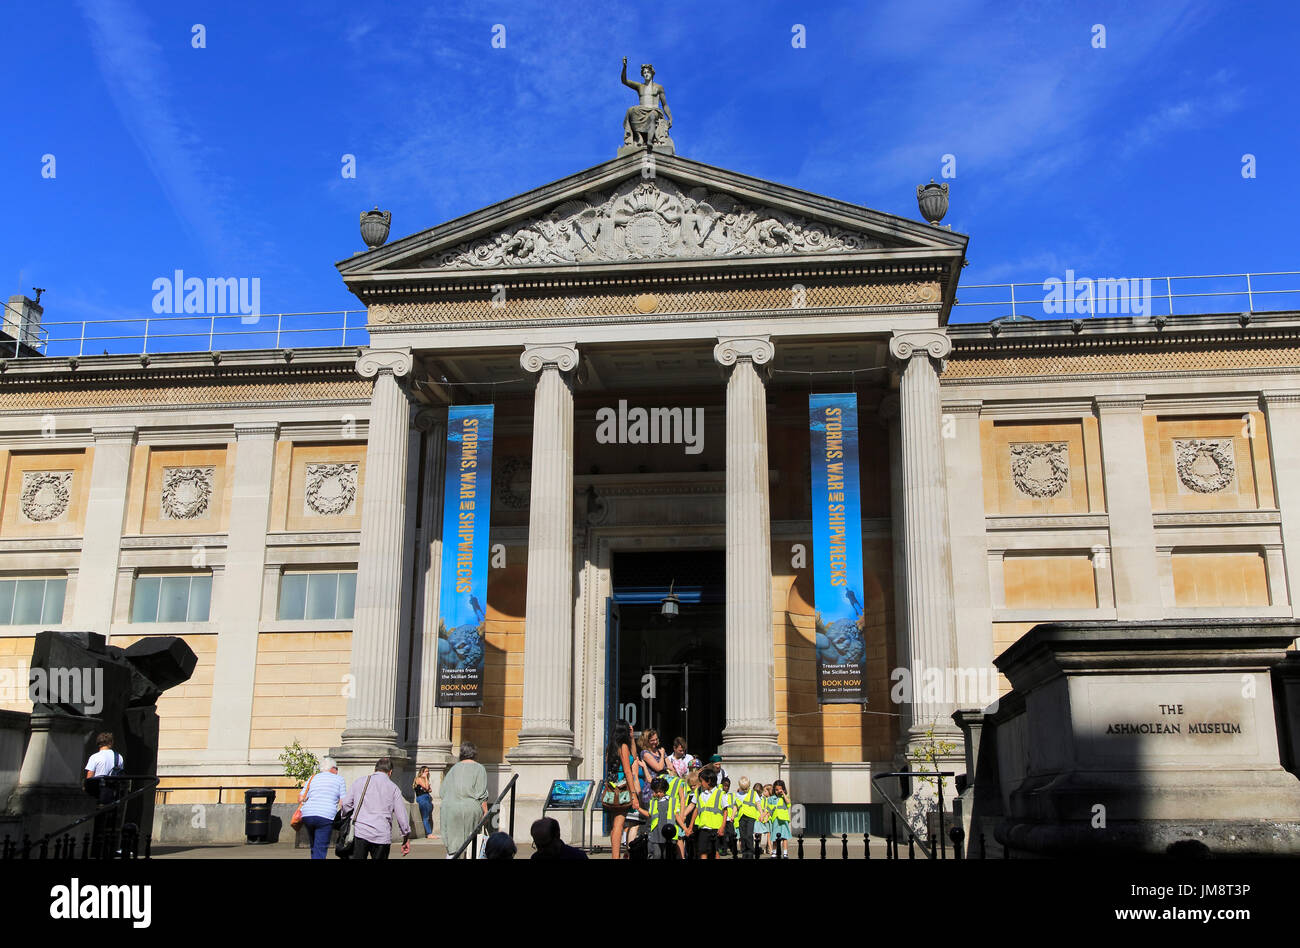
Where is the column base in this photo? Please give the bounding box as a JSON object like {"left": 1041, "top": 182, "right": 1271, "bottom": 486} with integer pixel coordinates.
{"left": 720, "top": 727, "right": 785, "bottom": 786}
{"left": 330, "top": 728, "right": 410, "bottom": 786}
{"left": 504, "top": 739, "right": 580, "bottom": 847}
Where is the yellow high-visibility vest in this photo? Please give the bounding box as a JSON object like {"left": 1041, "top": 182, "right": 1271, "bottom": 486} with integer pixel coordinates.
{"left": 648, "top": 793, "right": 678, "bottom": 832}
{"left": 738, "top": 789, "right": 761, "bottom": 820}
{"left": 694, "top": 786, "right": 726, "bottom": 830}
{"left": 768, "top": 795, "right": 790, "bottom": 822}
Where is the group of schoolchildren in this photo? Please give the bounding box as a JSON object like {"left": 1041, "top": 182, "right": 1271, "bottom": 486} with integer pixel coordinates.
{"left": 626, "top": 731, "right": 793, "bottom": 860}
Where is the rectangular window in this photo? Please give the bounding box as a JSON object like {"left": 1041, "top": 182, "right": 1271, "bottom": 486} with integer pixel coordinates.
{"left": 0, "top": 577, "right": 67, "bottom": 625}
{"left": 131, "top": 573, "right": 212, "bottom": 623}
{"left": 277, "top": 571, "right": 357, "bottom": 621}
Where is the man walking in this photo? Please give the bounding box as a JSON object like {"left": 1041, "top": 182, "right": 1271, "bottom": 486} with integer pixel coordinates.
{"left": 339, "top": 757, "right": 411, "bottom": 859}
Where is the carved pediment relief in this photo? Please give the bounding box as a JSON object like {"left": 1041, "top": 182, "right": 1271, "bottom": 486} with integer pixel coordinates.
{"left": 422, "top": 178, "right": 887, "bottom": 270}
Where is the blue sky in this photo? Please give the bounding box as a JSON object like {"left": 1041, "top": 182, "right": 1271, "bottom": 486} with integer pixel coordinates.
{"left": 6, "top": 0, "right": 1298, "bottom": 347}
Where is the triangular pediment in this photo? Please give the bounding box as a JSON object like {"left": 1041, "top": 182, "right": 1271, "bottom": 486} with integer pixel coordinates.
{"left": 338, "top": 154, "right": 966, "bottom": 286}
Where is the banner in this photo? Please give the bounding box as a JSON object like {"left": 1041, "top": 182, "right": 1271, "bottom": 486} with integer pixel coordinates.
{"left": 809, "top": 394, "right": 868, "bottom": 704}
{"left": 435, "top": 405, "right": 495, "bottom": 707}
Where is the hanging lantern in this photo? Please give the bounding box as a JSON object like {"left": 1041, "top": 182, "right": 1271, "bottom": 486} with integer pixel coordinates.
{"left": 660, "top": 580, "right": 680, "bottom": 621}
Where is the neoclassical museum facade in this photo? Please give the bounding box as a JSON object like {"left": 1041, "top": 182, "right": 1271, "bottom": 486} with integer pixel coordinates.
{"left": 4, "top": 149, "right": 1300, "bottom": 833}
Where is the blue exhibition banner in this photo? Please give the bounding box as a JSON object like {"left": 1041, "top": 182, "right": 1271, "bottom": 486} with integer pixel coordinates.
{"left": 435, "top": 405, "right": 495, "bottom": 707}
{"left": 809, "top": 394, "right": 868, "bottom": 704}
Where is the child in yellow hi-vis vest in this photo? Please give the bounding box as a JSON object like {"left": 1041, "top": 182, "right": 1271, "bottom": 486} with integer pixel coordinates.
{"left": 719, "top": 776, "right": 738, "bottom": 858}
{"left": 768, "top": 780, "right": 792, "bottom": 859}
{"left": 735, "top": 777, "right": 763, "bottom": 859}
{"left": 686, "top": 767, "right": 727, "bottom": 859}
{"left": 633, "top": 776, "right": 683, "bottom": 859}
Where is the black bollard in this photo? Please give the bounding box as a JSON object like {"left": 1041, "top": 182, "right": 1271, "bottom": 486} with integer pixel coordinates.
{"left": 797, "top": 835, "right": 804, "bottom": 859}
{"left": 864, "top": 832, "right": 871, "bottom": 859}
{"left": 907, "top": 834, "right": 915, "bottom": 860}
{"left": 1, "top": 835, "right": 10, "bottom": 860}
{"left": 20, "top": 834, "right": 30, "bottom": 860}
{"left": 842, "top": 833, "right": 848, "bottom": 859}
{"left": 950, "top": 825, "right": 965, "bottom": 861}
{"left": 819, "top": 834, "right": 826, "bottom": 859}
{"left": 81, "top": 832, "right": 91, "bottom": 860}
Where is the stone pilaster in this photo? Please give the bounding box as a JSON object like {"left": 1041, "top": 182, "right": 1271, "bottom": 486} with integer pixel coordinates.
{"left": 889, "top": 331, "right": 960, "bottom": 743}
{"left": 71, "top": 426, "right": 136, "bottom": 638}
{"left": 333, "top": 348, "right": 414, "bottom": 782}
{"left": 207, "top": 421, "right": 278, "bottom": 763}
{"left": 413, "top": 409, "right": 453, "bottom": 771}
{"left": 714, "top": 336, "right": 784, "bottom": 782}
{"left": 941, "top": 399, "right": 995, "bottom": 688}
{"left": 1261, "top": 391, "right": 1300, "bottom": 614}
{"left": 1094, "top": 394, "right": 1162, "bottom": 620}
{"left": 508, "top": 343, "right": 580, "bottom": 827}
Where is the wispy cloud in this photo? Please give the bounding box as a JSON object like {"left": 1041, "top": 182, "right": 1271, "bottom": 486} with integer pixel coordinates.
{"left": 77, "top": 0, "right": 246, "bottom": 268}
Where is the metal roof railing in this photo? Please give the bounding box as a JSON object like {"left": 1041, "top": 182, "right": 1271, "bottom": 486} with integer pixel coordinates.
{"left": 3, "top": 309, "right": 368, "bottom": 359}
{"left": 952, "top": 271, "right": 1300, "bottom": 322}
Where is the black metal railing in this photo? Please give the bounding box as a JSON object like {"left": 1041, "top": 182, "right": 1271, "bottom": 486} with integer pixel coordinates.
{"left": 2, "top": 776, "right": 159, "bottom": 860}
{"left": 868, "top": 770, "right": 960, "bottom": 860}
{"left": 451, "top": 773, "right": 519, "bottom": 859}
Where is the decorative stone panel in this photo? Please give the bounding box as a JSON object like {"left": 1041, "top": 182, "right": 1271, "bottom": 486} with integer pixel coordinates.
{"left": 1174, "top": 438, "right": 1235, "bottom": 493}
{"left": 160, "top": 466, "right": 215, "bottom": 520}
{"left": 304, "top": 462, "right": 359, "bottom": 516}
{"left": 1009, "top": 442, "right": 1069, "bottom": 498}
{"left": 19, "top": 471, "right": 72, "bottom": 523}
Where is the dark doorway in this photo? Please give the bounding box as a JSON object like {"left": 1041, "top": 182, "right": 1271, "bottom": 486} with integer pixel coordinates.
{"left": 608, "top": 550, "right": 725, "bottom": 758}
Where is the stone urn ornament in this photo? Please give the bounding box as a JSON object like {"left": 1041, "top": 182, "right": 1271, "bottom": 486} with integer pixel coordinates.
{"left": 360, "top": 207, "right": 391, "bottom": 249}
{"left": 917, "top": 179, "right": 949, "bottom": 226}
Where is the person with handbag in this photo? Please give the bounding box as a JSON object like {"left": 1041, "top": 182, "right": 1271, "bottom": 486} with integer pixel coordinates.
{"left": 413, "top": 766, "right": 435, "bottom": 839}
{"left": 337, "top": 757, "right": 411, "bottom": 859}
{"left": 294, "top": 757, "right": 346, "bottom": 859}
{"left": 601, "top": 718, "right": 640, "bottom": 859}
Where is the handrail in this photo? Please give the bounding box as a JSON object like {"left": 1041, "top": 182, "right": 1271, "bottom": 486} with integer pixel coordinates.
{"left": 451, "top": 773, "right": 519, "bottom": 859}
{"left": 25, "top": 776, "right": 160, "bottom": 856}
{"left": 871, "top": 770, "right": 955, "bottom": 860}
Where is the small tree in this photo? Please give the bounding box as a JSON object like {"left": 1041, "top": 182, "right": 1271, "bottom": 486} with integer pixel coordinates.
{"left": 907, "top": 722, "right": 957, "bottom": 792}
{"left": 279, "top": 740, "right": 319, "bottom": 788}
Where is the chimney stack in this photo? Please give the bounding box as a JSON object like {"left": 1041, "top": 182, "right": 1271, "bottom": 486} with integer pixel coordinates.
{"left": 3, "top": 292, "right": 44, "bottom": 352}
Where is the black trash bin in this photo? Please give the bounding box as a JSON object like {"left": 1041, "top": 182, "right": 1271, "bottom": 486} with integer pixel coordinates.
{"left": 244, "top": 788, "right": 276, "bottom": 843}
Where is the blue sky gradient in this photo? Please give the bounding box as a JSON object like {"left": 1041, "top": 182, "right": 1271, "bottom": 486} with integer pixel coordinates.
{"left": 6, "top": 0, "right": 1297, "bottom": 338}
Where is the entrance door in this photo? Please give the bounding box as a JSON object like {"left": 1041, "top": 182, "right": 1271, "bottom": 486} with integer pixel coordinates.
{"left": 608, "top": 550, "right": 726, "bottom": 760}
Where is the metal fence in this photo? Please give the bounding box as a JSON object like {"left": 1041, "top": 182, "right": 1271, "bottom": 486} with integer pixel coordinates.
{"left": 953, "top": 270, "right": 1300, "bottom": 321}
{"left": 5, "top": 310, "right": 367, "bottom": 359}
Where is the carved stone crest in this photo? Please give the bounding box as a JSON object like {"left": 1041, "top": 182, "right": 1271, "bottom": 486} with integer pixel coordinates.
{"left": 497, "top": 456, "right": 532, "bottom": 510}
{"left": 1010, "top": 442, "right": 1069, "bottom": 498}
{"left": 305, "top": 462, "right": 359, "bottom": 516}
{"left": 427, "top": 178, "right": 885, "bottom": 270}
{"left": 1174, "top": 439, "right": 1235, "bottom": 493}
{"left": 19, "top": 471, "right": 72, "bottom": 522}
{"left": 160, "top": 466, "right": 215, "bottom": 520}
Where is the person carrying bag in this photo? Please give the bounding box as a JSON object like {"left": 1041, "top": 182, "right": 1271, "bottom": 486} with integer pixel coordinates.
{"left": 335, "top": 774, "right": 372, "bottom": 859}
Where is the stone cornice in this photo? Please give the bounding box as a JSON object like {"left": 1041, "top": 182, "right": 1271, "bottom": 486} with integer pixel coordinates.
{"left": 234, "top": 422, "right": 279, "bottom": 440}
{"left": 940, "top": 398, "right": 981, "bottom": 414}
{"left": 713, "top": 336, "right": 774, "bottom": 366}
{"left": 91, "top": 426, "right": 138, "bottom": 443}
{"left": 1261, "top": 390, "right": 1300, "bottom": 405}
{"left": 520, "top": 343, "right": 579, "bottom": 373}
{"left": 1093, "top": 393, "right": 1146, "bottom": 411}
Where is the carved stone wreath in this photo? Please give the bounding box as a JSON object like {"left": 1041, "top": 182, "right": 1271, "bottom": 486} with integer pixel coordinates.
{"left": 497, "top": 456, "right": 531, "bottom": 510}
{"left": 1174, "top": 439, "right": 1235, "bottom": 493}
{"left": 19, "top": 471, "right": 72, "bottom": 522}
{"left": 160, "top": 466, "right": 215, "bottom": 520}
{"left": 1009, "top": 442, "right": 1069, "bottom": 498}
{"left": 305, "top": 462, "right": 358, "bottom": 516}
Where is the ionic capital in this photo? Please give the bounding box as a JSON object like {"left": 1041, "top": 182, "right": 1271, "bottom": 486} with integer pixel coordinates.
{"left": 356, "top": 347, "right": 414, "bottom": 379}
{"left": 889, "top": 330, "right": 952, "bottom": 363}
{"left": 713, "top": 336, "right": 774, "bottom": 367}
{"left": 520, "top": 343, "right": 579, "bottom": 373}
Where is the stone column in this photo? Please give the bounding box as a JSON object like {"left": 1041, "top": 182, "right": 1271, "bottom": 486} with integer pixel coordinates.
{"left": 1261, "top": 392, "right": 1300, "bottom": 614}
{"left": 1094, "top": 394, "right": 1162, "bottom": 619}
{"left": 413, "top": 409, "right": 454, "bottom": 771}
{"left": 714, "top": 336, "right": 783, "bottom": 782}
{"left": 207, "top": 421, "right": 278, "bottom": 763}
{"left": 332, "top": 348, "right": 414, "bottom": 781}
{"left": 889, "top": 331, "right": 960, "bottom": 743}
{"left": 508, "top": 343, "right": 580, "bottom": 823}
{"left": 72, "top": 426, "right": 136, "bottom": 638}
